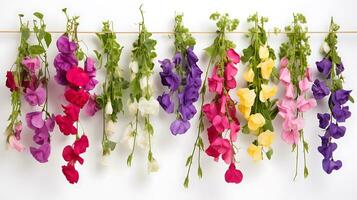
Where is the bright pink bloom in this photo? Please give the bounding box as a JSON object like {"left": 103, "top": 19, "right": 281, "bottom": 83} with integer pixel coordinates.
{"left": 227, "top": 49, "right": 240, "bottom": 64}
{"left": 64, "top": 88, "right": 89, "bottom": 108}
{"left": 280, "top": 67, "right": 291, "bottom": 85}
{"left": 205, "top": 137, "right": 233, "bottom": 164}
{"left": 212, "top": 115, "right": 230, "bottom": 132}
{"left": 22, "top": 56, "right": 40, "bottom": 72}
{"left": 202, "top": 103, "right": 219, "bottom": 122}
{"left": 208, "top": 66, "right": 224, "bottom": 94}
{"left": 224, "top": 62, "right": 238, "bottom": 89}
{"left": 66, "top": 67, "right": 90, "bottom": 87}
{"left": 224, "top": 163, "right": 243, "bottom": 184}
{"left": 229, "top": 121, "right": 240, "bottom": 142}
{"left": 299, "top": 77, "right": 310, "bottom": 93}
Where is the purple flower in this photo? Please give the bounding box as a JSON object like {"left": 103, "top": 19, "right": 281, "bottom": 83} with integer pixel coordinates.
{"left": 312, "top": 79, "right": 330, "bottom": 100}
{"left": 56, "top": 35, "right": 77, "bottom": 54}
{"left": 54, "top": 53, "right": 78, "bottom": 71}
{"left": 24, "top": 85, "right": 46, "bottom": 106}
{"left": 84, "top": 78, "right": 98, "bottom": 91}
{"left": 179, "top": 104, "right": 197, "bottom": 121}
{"left": 26, "top": 112, "right": 45, "bottom": 130}
{"left": 173, "top": 53, "right": 182, "bottom": 65}
{"left": 187, "top": 47, "right": 199, "bottom": 67}
{"left": 327, "top": 123, "right": 346, "bottom": 139}
{"left": 317, "top": 113, "right": 330, "bottom": 129}
{"left": 159, "top": 59, "right": 180, "bottom": 91}
{"left": 336, "top": 62, "right": 344, "bottom": 75}
{"left": 157, "top": 93, "right": 174, "bottom": 113}
{"left": 322, "top": 158, "right": 342, "bottom": 174}
{"left": 332, "top": 105, "right": 351, "bottom": 122}
{"left": 318, "top": 138, "right": 337, "bottom": 159}
{"left": 54, "top": 69, "right": 68, "bottom": 85}
{"left": 84, "top": 57, "right": 96, "bottom": 77}
{"left": 22, "top": 56, "right": 41, "bottom": 72}
{"left": 316, "top": 58, "right": 332, "bottom": 77}
{"left": 178, "top": 88, "right": 199, "bottom": 106}
{"left": 332, "top": 89, "right": 351, "bottom": 105}
{"left": 33, "top": 127, "right": 50, "bottom": 145}
{"left": 30, "top": 143, "right": 51, "bottom": 163}
{"left": 170, "top": 119, "right": 190, "bottom": 135}
{"left": 84, "top": 95, "right": 100, "bottom": 116}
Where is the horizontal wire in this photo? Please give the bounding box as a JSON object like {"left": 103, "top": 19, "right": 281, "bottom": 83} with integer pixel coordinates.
{"left": 0, "top": 30, "right": 356, "bottom": 35}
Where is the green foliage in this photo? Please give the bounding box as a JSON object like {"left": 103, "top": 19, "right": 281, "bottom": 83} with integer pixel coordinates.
{"left": 174, "top": 14, "right": 196, "bottom": 52}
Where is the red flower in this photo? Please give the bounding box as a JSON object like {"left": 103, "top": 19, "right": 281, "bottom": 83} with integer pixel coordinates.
{"left": 205, "top": 137, "right": 233, "bottom": 164}
{"left": 62, "top": 145, "right": 84, "bottom": 164}
{"left": 73, "top": 135, "right": 89, "bottom": 155}
{"left": 207, "top": 125, "right": 221, "bottom": 143}
{"left": 224, "top": 163, "right": 243, "bottom": 184}
{"left": 62, "top": 104, "right": 80, "bottom": 121}
{"left": 6, "top": 71, "right": 18, "bottom": 92}
{"left": 55, "top": 115, "right": 77, "bottom": 135}
{"left": 66, "top": 67, "right": 90, "bottom": 87}
{"left": 64, "top": 88, "right": 89, "bottom": 108}
{"left": 62, "top": 163, "right": 79, "bottom": 184}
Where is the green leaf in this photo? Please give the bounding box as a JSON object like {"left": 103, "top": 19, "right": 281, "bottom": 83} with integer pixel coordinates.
{"left": 44, "top": 32, "right": 52, "bottom": 47}
{"left": 33, "top": 12, "right": 43, "bottom": 19}
{"left": 266, "top": 149, "right": 273, "bottom": 160}
{"left": 29, "top": 45, "right": 45, "bottom": 55}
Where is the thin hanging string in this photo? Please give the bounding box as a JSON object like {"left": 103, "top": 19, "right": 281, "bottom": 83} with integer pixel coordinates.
{"left": 0, "top": 30, "right": 356, "bottom": 34}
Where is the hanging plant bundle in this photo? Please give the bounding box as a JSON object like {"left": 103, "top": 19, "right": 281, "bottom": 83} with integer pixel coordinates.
{"left": 278, "top": 13, "right": 316, "bottom": 179}
{"left": 157, "top": 14, "right": 202, "bottom": 136}
{"left": 54, "top": 8, "right": 98, "bottom": 184}
{"left": 5, "top": 12, "right": 54, "bottom": 163}
{"left": 238, "top": 13, "right": 278, "bottom": 161}
{"left": 124, "top": 6, "right": 160, "bottom": 172}
{"left": 95, "top": 21, "right": 129, "bottom": 158}
{"left": 312, "top": 19, "right": 353, "bottom": 174}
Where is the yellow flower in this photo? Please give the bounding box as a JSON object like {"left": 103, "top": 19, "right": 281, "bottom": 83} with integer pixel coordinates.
{"left": 259, "top": 45, "right": 269, "bottom": 60}
{"left": 243, "top": 68, "right": 255, "bottom": 82}
{"left": 238, "top": 104, "right": 251, "bottom": 119}
{"left": 258, "top": 58, "right": 275, "bottom": 80}
{"left": 248, "top": 113, "right": 265, "bottom": 131}
{"left": 259, "top": 84, "right": 277, "bottom": 102}
{"left": 237, "top": 88, "right": 256, "bottom": 107}
{"left": 247, "top": 144, "right": 262, "bottom": 161}
{"left": 258, "top": 130, "right": 275, "bottom": 147}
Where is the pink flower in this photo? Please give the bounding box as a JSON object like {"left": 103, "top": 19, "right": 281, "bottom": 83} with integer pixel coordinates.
{"left": 84, "top": 95, "right": 100, "bottom": 116}
{"left": 277, "top": 98, "right": 296, "bottom": 118}
{"left": 219, "top": 95, "right": 227, "bottom": 114}
{"left": 229, "top": 121, "right": 240, "bottom": 142}
{"left": 224, "top": 163, "right": 243, "bottom": 184}
{"left": 66, "top": 67, "right": 90, "bottom": 88}
{"left": 285, "top": 83, "right": 295, "bottom": 99}
{"left": 298, "top": 77, "right": 309, "bottom": 93}
{"left": 226, "top": 49, "right": 240, "bottom": 64}
{"left": 279, "top": 67, "right": 291, "bottom": 85}
{"left": 22, "top": 56, "right": 40, "bottom": 72}
{"left": 202, "top": 103, "right": 219, "bottom": 122}
{"left": 212, "top": 115, "right": 229, "bottom": 132}
{"left": 282, "top": 129, "right": 300, "bottom": 144}
{"left": 305, "top": 67, "right": 312, "bottom": 82}
{"left": 207, "top": 126, "right": 221, "bottom": 144}
{"left": 208, "top": 66, "right": 224, "bottom": 94}
{"left": 297, "top": 95, "right": 317, "bottom": 112}
{"left": 224, "top": 62, "right": 238, "bottom": 89}
{"left": 205, "top": 137, "right": 233, "bottom": 164}
{"left": 280, "top": 57, "right": 288, "bottom": 68}
{"left": 8, "top": 135, "right": 25, "bottom": 152}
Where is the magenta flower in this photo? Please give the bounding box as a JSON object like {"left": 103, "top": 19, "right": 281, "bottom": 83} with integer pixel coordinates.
{"left": 22, "top": 56, "right": 41, "bottom": 72}
{"left": 30, "top": 143, "right": 51, "bottom": 163}
{"left": 26, "top": 112, "right": 45, "bottom": 130}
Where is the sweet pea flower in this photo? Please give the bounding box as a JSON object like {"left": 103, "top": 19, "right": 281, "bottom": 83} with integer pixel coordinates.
{"left": 22, "top": 56, "right": 41, "bottom": 72}
{"left": 30, "top": 143, "right": 51, "bottom": 163}
{"left": 62, "top": 164, "right": 79, "bottom": 184}
{"left": 208, "top": 67, "right": 224, "bottom": 94}
{"left": 322, "top": 158, "right": 342, "bottom": 174}
{"left": 336, "top": 62, "right": 345, "bottom": 75}
{"left": 297, "top": 95, "right": 317, "bottom": 112}
{"left": 312, "top": 79, "right": 330, "bottom": 100}
{"left": 26, "top": 112, "right": 45, "bottom": 130}
{"left": 66, "top": 67, "right": 90, "bottom": 88}
{"left": 316, "top": 58, "right": 332, "bottom": 77}
{"left": 24, "top": 85, "right": 46, "bottom": 106}
{"left": 224, "top": 163, "right": 243, "bottom": 184}
{"left": 105, "top": 120, "right": 116, "bottom": 135}
{"left": 170, "top": 119, "right": 190, "bottom": 135}
{"left": 282, "top": 129, "right": 300, "bottom": 144}
{"left": 157, "top": 93, "right": 174, "bottom": 113}
{"left": 226, "top": 48, "right": 240, "bottom": 64}
{"left": 237, "top": 88, "right": 256, "bottom": 107}
{"left": 258, "top": 130, "right": 275, "bottom": 148}
{"left": 247, "top": 144, "right": 262, "bottom": 161}
{"left": 57, "top": 35, "right": 77, "bottom": 54}
{"left": 332, "top": 105, "right": 351, "bottom": 122}
{"left": 243, "top": 68, "right": 254, "bottom": 82}
{"left": 205, "top": 138, "right": 233, "bottom": 164}
{"left": 258, "top": 45, "right": 269, "bottom": 60}
{"left": 238, "top": 104, "right": 251, "bottom": 120}
{"left": 8, "top": 135, "right": 25, "bottom": 152}
{"left": 279, "top": 67, "right": 291, "bottom": 85}
{"left": 317, "top": 113, "right": 330, "bottom": 129}
{"left": 6, "top": 71, "right": 18, "bottom": 92}
{"left": 148, "top": 158, "right": 160, "bottom": 172}
{"left": 299, "top": 77, "right": 310, "bottom": 93}
{"left": 138, "top": 97, "right": 159, "bottom": 116}
{"left": 258, "top": 58, "right": 274, "bottom": 80}
{"left": 331, "top": 89, "right": 351, "bottom": 106}
{"left": 247, "top": 113, "right": 265, "bottom": 131}
{"left": 280, "top": 57, "right": 289, "bottom": 68}
{"left": 285, "top": 83, "right": 295, "bottom": 99}
{"left": 327, "top": 123, "right": 346, "bottom": 139}
{"left": 84, "top": 95, "right": 100, "bottom": 116}
{"left": 259, "top": 84, "right": 277, "bottom": 102}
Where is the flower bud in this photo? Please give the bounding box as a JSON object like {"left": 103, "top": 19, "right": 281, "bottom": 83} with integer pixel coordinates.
{"left": 105, "top": 100, "right": 113, "bottom": 115}
{"left": 148, "top": 158, "right": 159, "bottom": 172}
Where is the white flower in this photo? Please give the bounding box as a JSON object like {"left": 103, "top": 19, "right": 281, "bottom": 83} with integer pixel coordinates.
{"left": 121, "top": 123, "right": 148, "bottom": 150}
{"left": 129, "top": 61, "right": 139, "bottom": 74}
{"left": 148, "top": 158, "right": 159, "bottom": 173}
{"left": 105, "top": 100, "right": 113, "bottom": 115}
{"left": 320, "top": 42, "right": 330, "bottom": 54}
{"left": 138, "top": 97, "right": 159, "bottom": 116}
{"left": 140, "top": 76, "right": 153, "bottom": 90}
{"left": 105, "top": 120, "right": 116, "bottom": 136}
{"left": 128, "top": 100, "right": 138, "bottom": 115}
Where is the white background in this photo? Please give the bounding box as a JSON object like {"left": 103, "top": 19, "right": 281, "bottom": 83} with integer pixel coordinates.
{"left": 0, "top": 0, "right": 356, "bottom": 199}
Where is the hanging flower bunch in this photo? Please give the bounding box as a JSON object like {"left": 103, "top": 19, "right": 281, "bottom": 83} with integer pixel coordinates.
{"left": 312, "top": 19, "right": 353, "bottom": 174}
{"left": 125, "top": 6, "right": 160, "bottom": 172}
{"left": 5, "top": 13, "right": 54, "bottom": 163}
{"left": 238, "top": 13, "right": 278, "bottom": 161}
{"left": 54, "top": 8, "right": 98, "bottom": 184}
{"left": 278, "top": 13, "right": 316, "bottom": 179}
{"left": 157, "top": 14, "right": 202, "bottom": 135}
{"left": 184, "top": 12, "right": 242, "bottom": 187}
{"left": 95, "top": 22, "right": 129, "bottom": 157}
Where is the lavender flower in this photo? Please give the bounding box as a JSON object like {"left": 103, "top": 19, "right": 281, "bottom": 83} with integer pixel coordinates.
{"left": 316, "top": 58, "right": 332, "bottom": 77}
{"left": 312, "top": 79, "right": 330, "bottom": 100}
